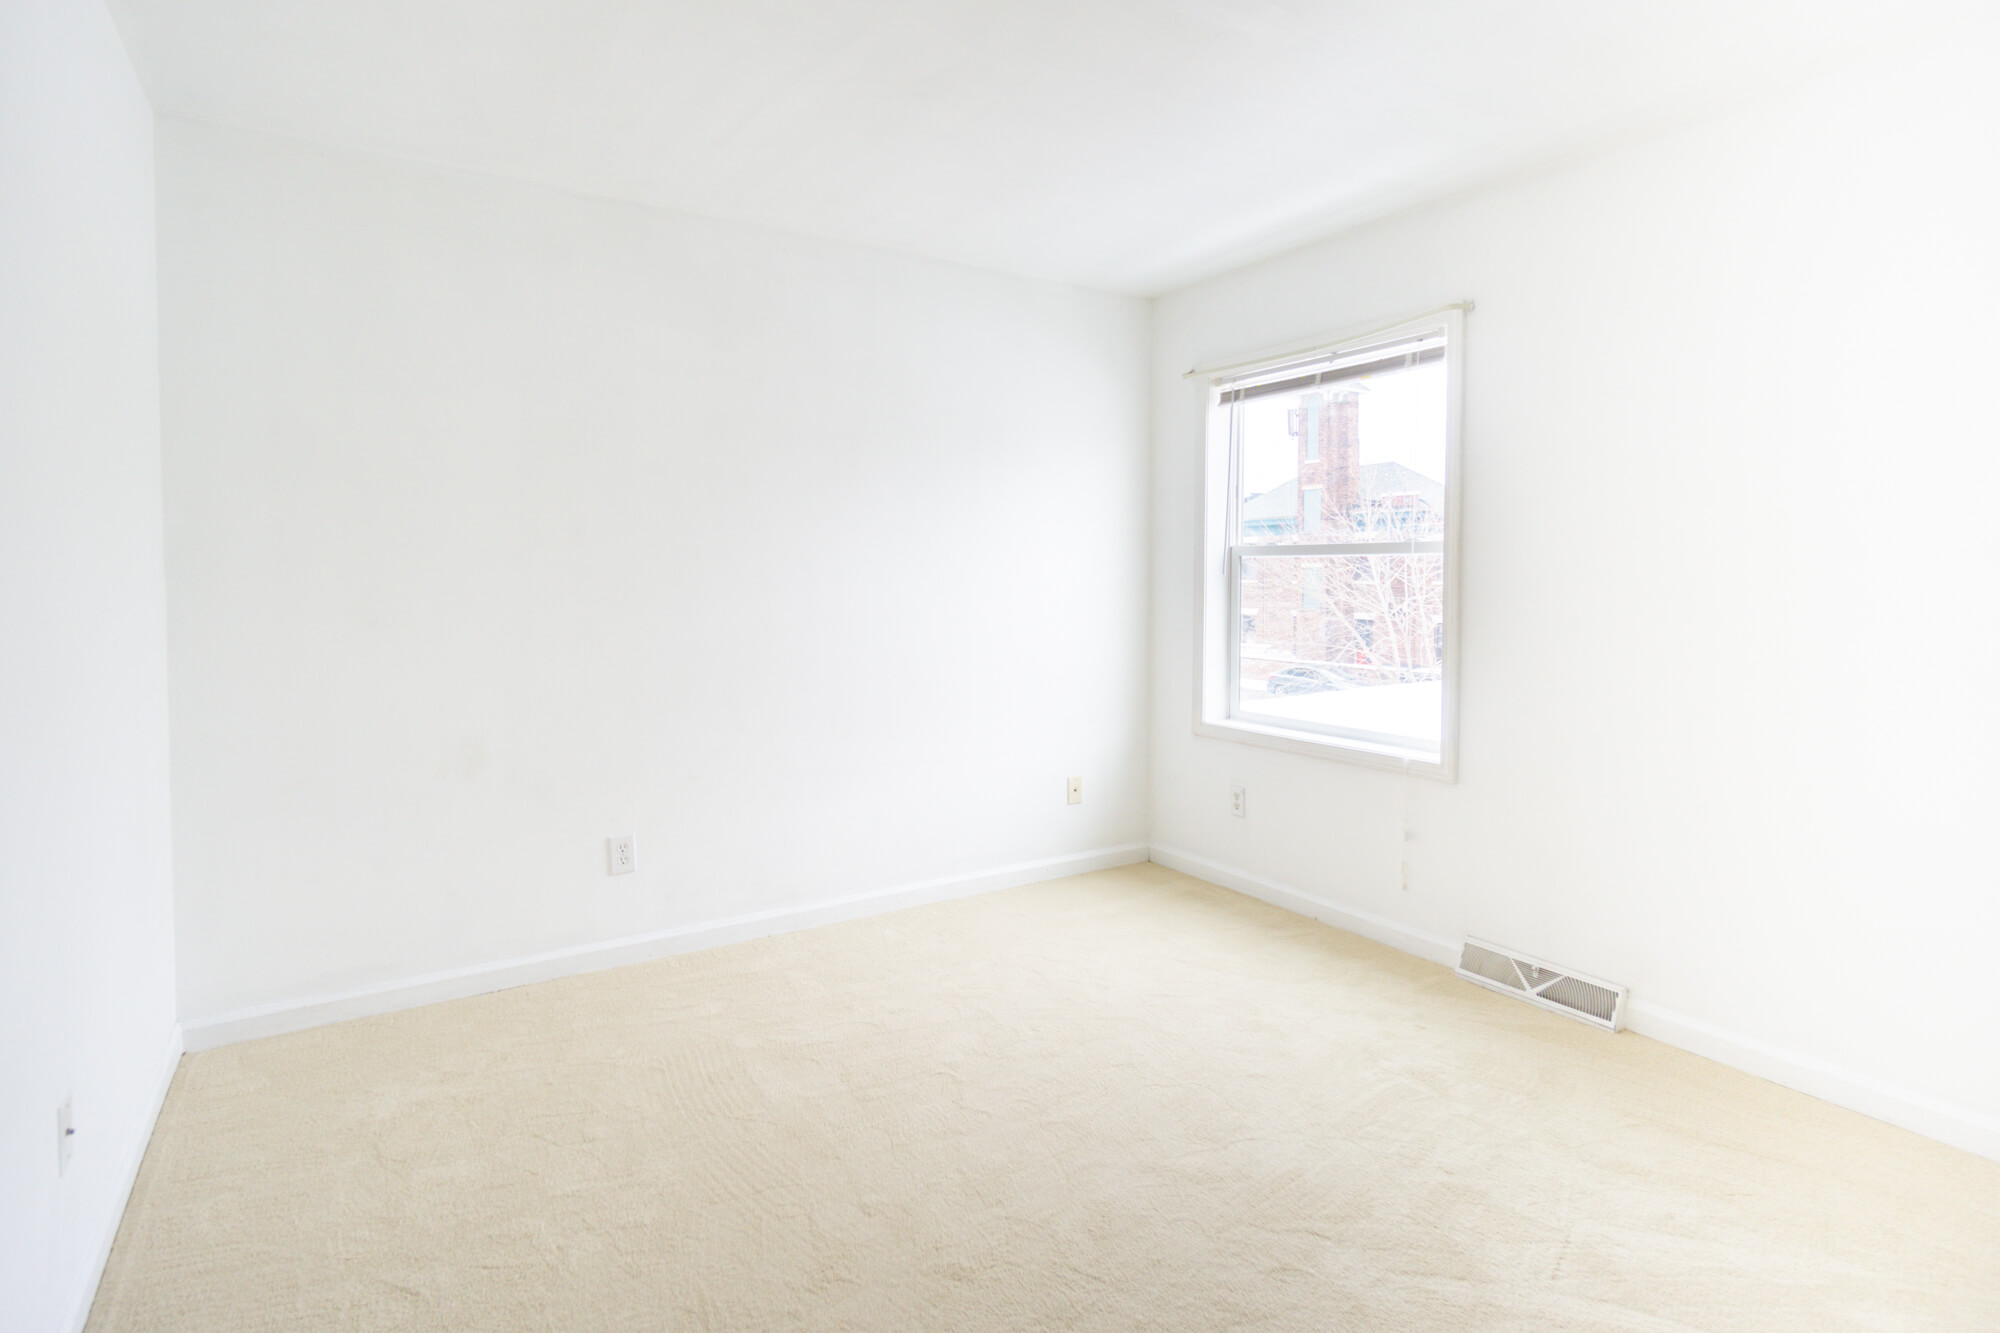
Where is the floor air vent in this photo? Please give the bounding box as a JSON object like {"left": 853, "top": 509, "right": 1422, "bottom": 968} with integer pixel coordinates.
{"left": 1456, "top": 940, "right": 1627, "bottom": 1032}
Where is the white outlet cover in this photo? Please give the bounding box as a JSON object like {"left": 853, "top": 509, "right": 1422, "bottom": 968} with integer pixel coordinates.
{"left": 1231, "top": 785, "right": 1246, "bottom": 817}
{"left": 607, "top": 834, "right": 636, "bottom": 876}
{"left": 57, "top": 1097, "right": 74, "bottom": 1175}
{"left": 1066, "top": 776, "right": 1082, "bottom": 805}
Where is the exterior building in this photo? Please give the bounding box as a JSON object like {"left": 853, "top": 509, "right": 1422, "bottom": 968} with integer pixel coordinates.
{"left": 1238, "top": 389, "right": 1446, "bottom": 687}
{"left": 1240, "top": 462, "right": 1445, "bottom": 542}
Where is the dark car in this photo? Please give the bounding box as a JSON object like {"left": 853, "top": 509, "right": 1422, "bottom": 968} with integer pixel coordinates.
{"left": 1264, "top": 666, "right": 1342, "bottom": 695}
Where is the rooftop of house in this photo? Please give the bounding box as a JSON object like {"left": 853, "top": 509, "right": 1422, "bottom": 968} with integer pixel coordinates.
{"left": 1242, "top": 463, "right": 1445, "bottom": 530}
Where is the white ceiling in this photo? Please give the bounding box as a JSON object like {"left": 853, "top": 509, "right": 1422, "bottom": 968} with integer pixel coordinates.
{"left": 106, "top": 0, "right": 1960, "bottom": 294}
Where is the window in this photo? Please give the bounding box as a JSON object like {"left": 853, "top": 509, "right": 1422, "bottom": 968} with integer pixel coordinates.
{"left": 1192, "top": 306, "right": 1464, "bottom": 777}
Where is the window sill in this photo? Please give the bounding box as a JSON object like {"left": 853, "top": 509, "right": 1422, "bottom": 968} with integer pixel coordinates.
{"left": 1193, "top": 714, "right": 1454, "bottom": 781}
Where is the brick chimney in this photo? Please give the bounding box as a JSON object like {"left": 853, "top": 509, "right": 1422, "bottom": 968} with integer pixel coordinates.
{"left": 1292, "top": 389, "right": 1362, "bottom": 536}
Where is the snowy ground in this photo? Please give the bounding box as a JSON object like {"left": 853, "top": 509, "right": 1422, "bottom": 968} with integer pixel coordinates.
{"left": 1240, "top": 680, "right": 1441, "bottom": 748}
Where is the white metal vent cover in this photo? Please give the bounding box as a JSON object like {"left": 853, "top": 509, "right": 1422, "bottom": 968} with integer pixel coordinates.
{"left": 1456, "top": 939, "right": 1628, "bottom": 1032}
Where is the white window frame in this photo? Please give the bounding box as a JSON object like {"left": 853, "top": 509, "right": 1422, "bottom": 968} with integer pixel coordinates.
{"left": 1190, "top": 304, "right": 1467, "bottom": 781}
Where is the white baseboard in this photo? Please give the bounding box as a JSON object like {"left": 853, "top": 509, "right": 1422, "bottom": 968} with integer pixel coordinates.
{"left": 1149, "top": 845, "right": 2000, "bottom": 1165}
{"left": 1148, "top": 843, "right": 1460, "bottom": 969}
{"left": 1621, "top": 999, "right": 2000, "bottom": 1164}
{"left": 183, "top": 843, "right": 1152, "bottom": 1053}
{"left": 64, "top": 1021, "right": 183, "bottom": 1333}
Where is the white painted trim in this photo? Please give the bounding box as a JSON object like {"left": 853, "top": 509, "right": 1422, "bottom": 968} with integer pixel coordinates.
{"left": 1148, "top": 844, "right": 1459, "bottom": 967}
{"left": 1183, "top": 300, "right": 1475, "bottom": 379}
{"left": 1622, "top": 999, "right": 2000, "bottom": 1164}
{"left": 1149, "top": 845, "right": 2000, "bottom": 1164}
{"left": 64, "top": 1022, "right": 183, "bottom": 1333}
{"left": 1193, "top": 308, "right": 1464, "bottom": 784}
{"left": 183, "top": 844, "right": 1152, "bottom": 1051}
{"left": 1192, "top": 714, "right": 1444, "bottom": 776}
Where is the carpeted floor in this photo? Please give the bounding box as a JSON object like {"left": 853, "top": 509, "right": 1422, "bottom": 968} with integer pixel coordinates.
{"left": 90, "top": 864, "right": 2000, "bottom": 1330}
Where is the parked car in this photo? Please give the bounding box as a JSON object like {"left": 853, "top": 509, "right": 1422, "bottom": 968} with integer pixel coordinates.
{"left": 1264, "top": 666, "right": 1342, "bottom": 695}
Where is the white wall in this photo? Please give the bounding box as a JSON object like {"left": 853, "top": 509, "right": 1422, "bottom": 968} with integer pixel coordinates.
{"left": 0, "top": 1, "right": 182, "bottom": 1328}
{"left": 1151, "top": 25, "right": 2000, "bottom": 1157}
{"left": 156, "top": 119, "right": 1152, "bottom": 1030}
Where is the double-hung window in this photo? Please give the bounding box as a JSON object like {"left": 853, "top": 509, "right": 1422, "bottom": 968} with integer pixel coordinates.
{"left": 1193, "top": 307, "right": 1464, "bottom": 778}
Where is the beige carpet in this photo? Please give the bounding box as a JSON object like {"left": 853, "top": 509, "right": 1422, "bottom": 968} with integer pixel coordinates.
{"left": 90, "top": 864, "right": 2000, "bottom": 1330}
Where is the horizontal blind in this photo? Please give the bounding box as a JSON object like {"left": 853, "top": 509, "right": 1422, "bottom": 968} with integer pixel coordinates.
{"left": 1214, "top": 330, "right": 1446, "bottom": 405}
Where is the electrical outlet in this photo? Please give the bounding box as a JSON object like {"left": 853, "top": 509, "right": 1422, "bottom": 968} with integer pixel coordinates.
{"left": 1066, "top": 776, "right": 1082, "bottom": 805}
{"left": 607, "top": 834, "right": 636, "bottom": 876}
{"left": 1231, "top": 785, "right": 1246, "bottom": 818}
{"left": 56, "top": 1096, "right": 74, "bottom": 1176}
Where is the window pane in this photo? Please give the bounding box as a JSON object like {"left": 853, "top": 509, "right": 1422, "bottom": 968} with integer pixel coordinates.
{"left": 1236, "top": 354, "right": 1447, "bottom": 546}
{"left": 1236, "top": 552, "right": 1444, "bottom": 753}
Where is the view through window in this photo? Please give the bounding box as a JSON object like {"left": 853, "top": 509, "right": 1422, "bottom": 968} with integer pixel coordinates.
{"left": 1218, "top": 320, "right": 1454, "bottom": 764}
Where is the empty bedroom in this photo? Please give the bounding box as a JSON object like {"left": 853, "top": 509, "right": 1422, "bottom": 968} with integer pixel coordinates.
{"left": 3, "top": 0, "right": 1997, "bottom": 1328}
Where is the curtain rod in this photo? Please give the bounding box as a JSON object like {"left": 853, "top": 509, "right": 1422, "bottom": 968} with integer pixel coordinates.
{"left": 1217, "top": 344, "right": 1445, "bottom": 404}
{"left": 1183, "top": 301, "right": 1473, "bottom": 381}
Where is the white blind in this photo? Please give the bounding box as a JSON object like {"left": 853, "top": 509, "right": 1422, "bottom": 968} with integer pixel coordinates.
{"left": 1214, "top": 330, "right": 1446, "bottom": 406}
